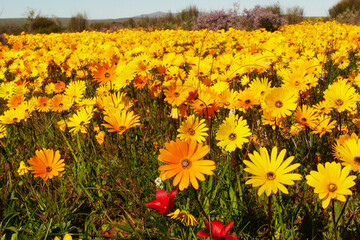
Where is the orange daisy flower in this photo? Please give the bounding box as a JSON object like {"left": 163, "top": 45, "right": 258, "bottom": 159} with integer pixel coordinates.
{"left": 102, "top": 109, "right": 141, "bottom": 135}
{"left": 51, "top": 94, "right": 72, "bottom": 112}
{"left": 27, "top": 149, "right": 65, "bottom": 181}
{"left": 235, "top": 88, "right": 260, "bottom": 111}
{"left": 54, "top": 81, "right": 66, "bottom": 94}
{"left": 36, "top": 96, "right": 51, "bottom": 112}
{"left": 164, "top": 83, "right": 189, "bottom": 106}
{"left": 92, "top": 62, "right": 117, "bottom": 85}
{"left": 158, "top": 139, "right": 216, "bottom": 191}
{"left": 7, "top": 94, "right": 25, "bottom": 108}
{"left": 294, "top": 105, "right": 319, "bottom": 129}
{"left": 133, "top": 75, "right": 149, "bottom": 89}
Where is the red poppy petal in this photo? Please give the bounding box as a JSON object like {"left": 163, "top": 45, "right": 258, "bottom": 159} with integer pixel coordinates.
{"left": 222, "top": 221, "right": 234, "bottom": 236}
{"left": 211, "top": 220, "right": 224, "bottom": 236}
{"left": 226, "top": 234, "right": 240, "bottom": 240}
{"left": 145, "top": 200, "right": 166, "bottom": 214}
{"left": 196, "top": 230, "right": 210, "bottom": 237}
{"left": 155, "top": 189, "right": 169, "bottom": 206}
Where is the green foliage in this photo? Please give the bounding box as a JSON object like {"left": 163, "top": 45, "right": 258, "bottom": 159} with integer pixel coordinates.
{"left": 0, "top": 24, "right": 25, "bottom": 35}
{"left": 335, "top": 8, "right": 360, "bottom": 25}
{"left": 67, "top": 13, "right": 88, "bottom": 32}
{"left": 285, "top": 6, "right": 304, "bottom": 25}
{"left": 176, "top": 5, "right": 199, "bottom": 30}
{"left": 30, "top": 16, "right": 62, "bottom": 34}
{"left": 329, "top": 0, "right": 360, "bottom": 18}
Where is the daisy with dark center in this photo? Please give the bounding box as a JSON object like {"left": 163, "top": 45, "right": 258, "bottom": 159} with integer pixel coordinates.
{"left": 92, "top": 62, "right": 117, "bottom": 85}
{"left": 0, "top": 82, "right": 15, "bottom": 99}
{"left": 36, "top": 96, "right": 51, "bottom": 112}
{"left": 248, "top": 77, "right": 272, "bottom": 101}
{"left": 0, "top": 108, "right": 26, "bottom": 125}
{"left": 102, "top": 109, "right": 140, "bottom": 135}
{"left": 262, "top": 87, "right": 298, "bottom": 119}
{"left": 158, "top": 139, "right": 215, "bottom": 191}
{"left": 323, "top": 79, "right": 357, "bottom": 113}
{"left": 216, "top": 114, "right": 251, "bottom": 152}
{"left": 235, "top": 88, "right": 260, "bottom": 111}
{"left": 306, "top": 162, "right": 356, "bottom": 208}
{"left": 51, "top": 94, "right": 72, "bottom": 112}
{"left": 64, "top": 80, "right": 86, "bottom": 103}
{"left": 67, "top": 106, "right": 94, "bottom": 134}
{"left": 164, "top": 83, "right": 189, "bottom": 106}
{"left": 27, "top": 149, "right": 65, "bottom": 181}
{"left": 177, "top": 115, "right": 208, "bottom": 143}
{"left": 294, "top": 105, "right": 319, "bottom": 129}
{"left": 313, "top": 101, "right": 332, "bottom": 115}
{"left": 7, "top": 94, "right": 25, "bottom": 108}
{"left": 190, "top": 88, "right": 218, "bottom": 118}
{"left": 312, "top": 115, "right": 336, "bottom": 138}
{"left": 336, "top": 138, "right": 360, "bottom": 172}
{"left": 244, "top": 146, "right": 302, "bottom": 196}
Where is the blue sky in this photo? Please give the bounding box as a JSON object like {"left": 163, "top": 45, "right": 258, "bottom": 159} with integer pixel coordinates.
{"left": 0, "top": 0, "right": 340, "bottom": 19}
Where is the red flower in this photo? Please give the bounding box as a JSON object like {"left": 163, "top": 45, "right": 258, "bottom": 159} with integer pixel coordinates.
{"left": 145, "top": 189, "right": 177, "bottom": 214}
{"left": 197, "top": 220, "right": 239, "bottom": 240}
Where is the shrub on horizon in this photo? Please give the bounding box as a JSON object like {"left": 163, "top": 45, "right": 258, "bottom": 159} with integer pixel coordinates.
{"left": 67, "top": 13, "right": 88, "bottom": 32}
{"left": 192, "top": 9, "right": 240, "bottom": 31}
{"left": 240, "top": 5, "right": 287, "bottom": 31}
{"left": 30, "top": 16, "right": 62, "bottom": 34}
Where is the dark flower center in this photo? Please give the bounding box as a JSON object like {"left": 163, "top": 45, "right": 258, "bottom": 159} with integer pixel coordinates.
{"left": 301, "top": 118, "right": 307, "bottom": 123}
{"left": 105, "top": 72, "right": 110, "bottom": 78}
{"left": 275, "top": 101, "right": 283, "bottom": 108}
{"left": 245, "top": 99, "right": 251, "bottom": 104}
{"left": 354, "top": 156, "right": 360, "bottom": 164}
{"left": 119, "top": 126, "right": 126, "bottom": 131}
{"left": 189, "top": 129, "right": 195, "bottom": 136}
{"left": 229, "top": 133, "right": 237, "bottom": 141}
{"left": 59, "top": 103, "right": 64, "bottom": 107}
{"left": 46, "top": 167, "right": 52, "bottom": 172}
{"left": 174, "top": 92, "right": 180, "bottom": 97}
{"left": 80, "top": 121, "right": 85, "bottom": 126}
{"left": 13, "top": 117, "right": 18, "bottom": 122}
{"left": 266, "top": 171, "right": 276, "bottom": 180}
{"left": 294, "top": 80, "right": 300, "bottom": 86}
{"left": 335, "top": 99, "right": 344, "bottom": 106}
{"left": 181, "top": 159, "right": 191, "bottom": 168}
{"left": 328, "top": 183, "right": 337, "bottom": 192}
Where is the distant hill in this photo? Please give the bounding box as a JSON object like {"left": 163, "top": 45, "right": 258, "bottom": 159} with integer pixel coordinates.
{"left": 132, "top": 11, "right": 169, "bottom": 19}
{"left": 0, "top": 11, "right": 171, "bottom": 26}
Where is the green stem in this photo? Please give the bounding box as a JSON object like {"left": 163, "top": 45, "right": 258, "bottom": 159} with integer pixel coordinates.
{"left": 335, "top": 196, "right": 350, "bottom": 227}
{"left": 193, "top": 187, "right": 209, "bottom": 221}
{"left": 332, "top": 200, "right": 338, "bottom": 240}
{"left": 193, "top": 187, "right": 212, "bottom": 239}
{"left": 267, "top": 195, "right": 273, "bottom": 239}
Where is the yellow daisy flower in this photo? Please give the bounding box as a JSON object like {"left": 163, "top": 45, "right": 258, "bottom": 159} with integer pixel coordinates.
{"left": 215, "top": 114, "right": 251, "bottom": 152}
{"left": 244, "top": 146, "right": 302, "bottom": 196}
{"left": 306, "top": 162, "right": 356, "bottom": 208}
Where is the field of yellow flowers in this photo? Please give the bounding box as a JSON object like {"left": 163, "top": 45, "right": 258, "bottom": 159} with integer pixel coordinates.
{"left": 2, "top": 20, "right": 360, "bottom": 239}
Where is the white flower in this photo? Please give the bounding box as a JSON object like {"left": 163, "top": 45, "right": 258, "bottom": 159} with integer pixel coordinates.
{"left": 155, "top": 177, "right": 164, "bottom": 189}
{"left": 228, "top": 109, "right": 236, "bottom": 116}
